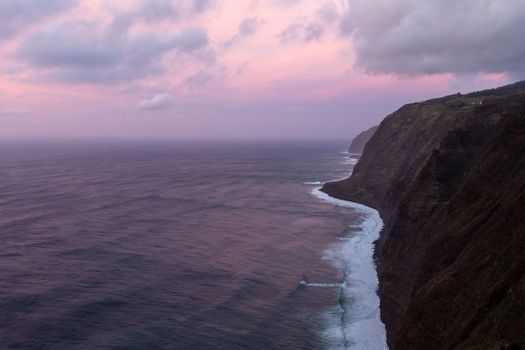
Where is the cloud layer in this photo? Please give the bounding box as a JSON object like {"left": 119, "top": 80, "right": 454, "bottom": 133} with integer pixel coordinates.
{"left": 342, "top": 0, "right": 525, "bottom": 77}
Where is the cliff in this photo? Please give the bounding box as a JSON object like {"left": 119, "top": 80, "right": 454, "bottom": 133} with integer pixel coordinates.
{"left": 322, "top": 81, "right": 525, "bottom": 349}
{"left": 348, "top": 125, "right": 378, "bottom": 154}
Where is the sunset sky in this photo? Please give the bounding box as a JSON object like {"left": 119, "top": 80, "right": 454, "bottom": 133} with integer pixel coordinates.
{"left": 1, "top": 0, "right": 523, "bottom": 139}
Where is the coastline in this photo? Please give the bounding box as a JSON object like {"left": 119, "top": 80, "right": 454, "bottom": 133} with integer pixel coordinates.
{"left": 311, "top": 187, "right": 388, "bottom": 349}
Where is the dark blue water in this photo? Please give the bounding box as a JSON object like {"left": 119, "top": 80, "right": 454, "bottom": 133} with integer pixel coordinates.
{"left": 0, "top": 140, "right": 358, "bottom": 349}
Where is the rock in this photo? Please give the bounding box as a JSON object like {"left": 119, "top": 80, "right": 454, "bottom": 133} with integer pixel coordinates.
{"left": 348, "top": 125, "right": 378, "bottom": 154}
{"left": 322, "top": 81, "right": 525, "bottom": 349}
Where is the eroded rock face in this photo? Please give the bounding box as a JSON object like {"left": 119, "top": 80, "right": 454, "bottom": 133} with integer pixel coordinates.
{"left": 348, "top": 125, "right": 378, "bottom": 154}
{"left": 322, "top": 82, "right": 525, "bottom": 349}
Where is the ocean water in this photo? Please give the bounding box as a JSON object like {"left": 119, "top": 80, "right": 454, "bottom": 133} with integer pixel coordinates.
{"left": 0, "top": 140, "right": 386, "bottom": 349}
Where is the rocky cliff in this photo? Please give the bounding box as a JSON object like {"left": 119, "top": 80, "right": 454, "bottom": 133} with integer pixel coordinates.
{"left": 348, "top": 125, "right": 378, "bottom": 154}
{"left": 322, "top": 81, "right": 525, "bottom": 349}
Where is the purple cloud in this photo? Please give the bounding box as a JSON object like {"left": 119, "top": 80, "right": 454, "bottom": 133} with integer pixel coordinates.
{"left": 304, "top": 23, "right": 324, "bottom": 42}
{"left": 192, "top": 0, "right": 215, "bottom": 13}
{"left": 341, "top": 0, "right": 525, "bottom": 76}
{"left": 0, "top": 107, "right": 32, "bottom": 117}
{"left": 0, "top": 0, "right": 76, "bottom": 40}
{"left": 316, "top": 2, "right": 339, "bottom": 23}
{"left": 16, "top": 21, "right": 209, "bottom": 84}
{"left": 279, "top": 22, "right": 302, "bottom": 43}
{"left": 137, "top": 93, "right": 174, "bottom": 111}
{"left": 224, "top": 17, "right": 262, "bottom": 48}
{"left": 186, "top": 70, "right": 214, "bottom": 86}
{"left": 280, "top": 20, "right": 325, "bottom": 43}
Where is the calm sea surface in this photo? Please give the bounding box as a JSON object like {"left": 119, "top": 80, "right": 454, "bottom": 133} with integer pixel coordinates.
{"left": 0, "top": 140, "right": 363, "bottom": 349}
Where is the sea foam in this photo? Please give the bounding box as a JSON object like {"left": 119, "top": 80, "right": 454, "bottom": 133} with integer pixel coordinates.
{"left": 303, "top": 181, "right": 323, "bottom": 185}
{"left": 311, "top": 188, "right": 388, "bottom": 350}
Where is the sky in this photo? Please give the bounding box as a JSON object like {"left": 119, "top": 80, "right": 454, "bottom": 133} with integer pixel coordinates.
{"left": 0, "top": 0, "right": 524, "bottom": 139}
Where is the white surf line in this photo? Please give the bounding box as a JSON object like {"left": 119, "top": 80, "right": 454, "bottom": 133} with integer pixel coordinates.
{"left": 303, "top": 181, "right": 323, "bottom": 185}
{"left": 311, "top": 187, "right": 388, "bottom": 350}
{"left": 305, "top": 283, "right": 342, "bottom": 288}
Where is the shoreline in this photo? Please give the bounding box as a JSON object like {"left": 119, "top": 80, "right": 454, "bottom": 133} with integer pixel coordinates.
{"left": 311, "top": 187, "right": 388, "bottom": 349}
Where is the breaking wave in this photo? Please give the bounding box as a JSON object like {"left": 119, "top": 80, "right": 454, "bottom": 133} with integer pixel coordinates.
{"left": 311, "top": 188, "right": 388, "bottom": 350}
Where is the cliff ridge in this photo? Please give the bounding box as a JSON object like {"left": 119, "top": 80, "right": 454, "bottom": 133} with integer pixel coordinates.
{"left": 348, "top": 125, "right": 378, "bottom": 154}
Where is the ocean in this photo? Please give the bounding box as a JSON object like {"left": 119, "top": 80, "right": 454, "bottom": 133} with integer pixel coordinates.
{"left": 0, "top": 140, "right": 386, "bottom": 349}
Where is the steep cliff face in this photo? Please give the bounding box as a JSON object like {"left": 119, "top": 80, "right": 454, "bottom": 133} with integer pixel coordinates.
{"left": 322, "top": 82, "right": 525, "bottom": 349}
{"left": 348, "top": 125, "right": 378, "bottom": 154}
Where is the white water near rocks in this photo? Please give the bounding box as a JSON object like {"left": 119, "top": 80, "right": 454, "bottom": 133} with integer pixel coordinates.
{"left": 311, "top": 188, "right": 388, "bottom": 350}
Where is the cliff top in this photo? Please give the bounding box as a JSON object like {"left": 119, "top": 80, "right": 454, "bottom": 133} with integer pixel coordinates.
{"left": 418, "top": 80, "right": 525, "bottom": 106}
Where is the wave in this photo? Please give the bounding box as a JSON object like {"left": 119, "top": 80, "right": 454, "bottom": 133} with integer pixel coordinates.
{"left": 340, "top": 158, "right": 359, "bottom": 166}
{"left": 311, "top": 188, "right": 388, "bottom": 350}
{"left": 304, "top": 283, "right": 341, "bottom": 288}
{"left": 303, "top": 181, "right": 323, "bottom": 185}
